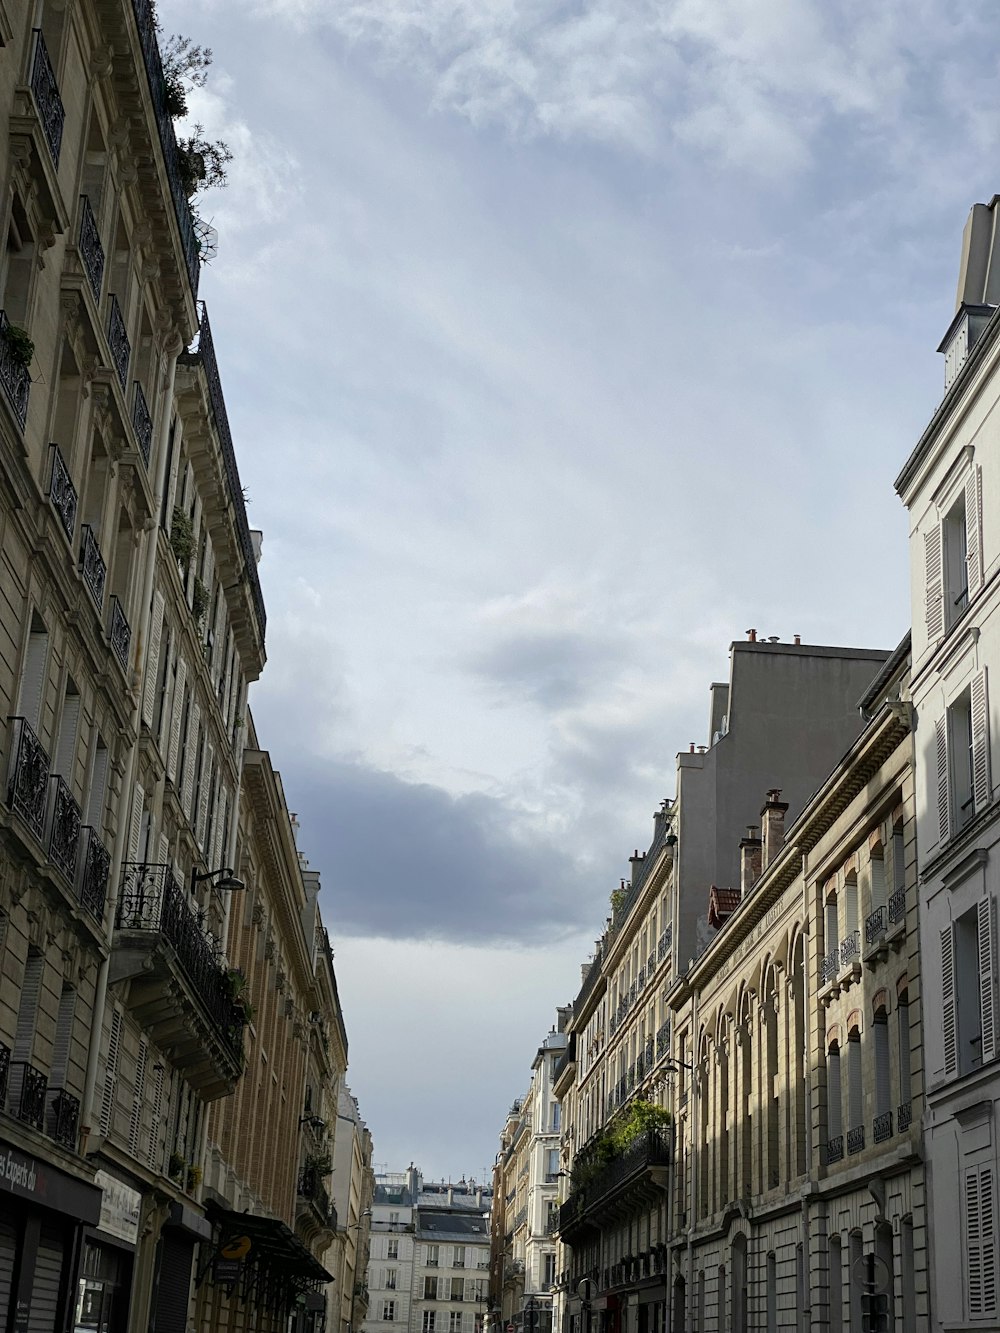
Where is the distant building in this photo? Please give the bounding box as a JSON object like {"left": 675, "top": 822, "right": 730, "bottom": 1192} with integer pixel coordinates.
{"left": 331, "top": 1084, "right": 376, "bottom": 1333}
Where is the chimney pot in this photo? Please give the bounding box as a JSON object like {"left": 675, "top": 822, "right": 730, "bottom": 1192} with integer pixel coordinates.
{"left": 794, "top": 634, "right": 801, "bottom": 646}
{"left": 690, "top": 743, "right": 696, "bottom": 752}
{"left": 747, "top": 628, "right": 757, "bottom": 642}
{"left": 760, "top": 789, "right": 789, "bottom": 869}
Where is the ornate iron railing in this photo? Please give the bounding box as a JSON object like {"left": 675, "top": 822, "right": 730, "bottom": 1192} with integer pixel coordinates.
{"left": 821, "top": 946, "right": 839, "bottom": 985}
{"left": 646, "top": 950, "right": 655, "bottom": 977}
{"left": 48, "top": 1087, "right": 80, "bottom": 1149}
{"left": 12, "top": 1061, "right": 47, "bottom": 1130}
{"left": 297, "top": 1166, "right": 331, "bottom": 1221}
{"left": 48, "top": 445, "right": 77, "bottom": 543}
{"left": 78, "top": 196, "right": 104, "bottom": 302}
{"left": 129, "top": 0, "right": 200, "bottom": 297}
{"left": 0, "top": 1041, "right": 8, "bottom": 1105}
{"left": 656, "top": 1021, "right": 671, "bottom": 1058}
{"left": 0, "top": 311, "right": 30, "bottom": 428}
{"left": 864, "top": 907, "right": 886, "bottom": 947}
{"left": 847, "top": 1125, "right": 865, "bottom": 1155}
{"left": 108, "top": 595, "right": 131, "bottom": 670}
{"left": 6, "top": 717, "right": 50, "bottom": 841}
{"left": 825, "top": 1135, "right": 844, "bottom": 1165}
{"left": 107, "top": 295, "right": 130, "bottom": 390}
{"left": 48, "top": 774, "right": 81, "bottom": 881}
{"left": 873, "top": 1111, "right": 893, "bottom": 1144}
{"left": 559, "top": 1128, "right": 671, "bottom": 1234}
{"left": 840, "top": 930, "right": 861, "bottom": 968}
{"left": 116, "top": 862, "right": 244, "bottom": 1060}
{"left": 132, "top": 382, "right": 152, "bottom": 463}
{"left": 658, "top": 925, "right": 672, "bottom": 961}
{"left": 888, "top": 886, "right": 906, "bottom": 925}
{"left": 30, "top": 30, "right": 64, "bottom": 165}
{"left": 78, "top": 825, "right": 110, "bottom": 920}
{"left": 183, "top": 305, "right": 266, "bottom": 639}
{"left": 80, "top": 525, "right": 106, "bottom": 609}
{"left": 898, "top": 1101, "right": 912, "bottom": 1133}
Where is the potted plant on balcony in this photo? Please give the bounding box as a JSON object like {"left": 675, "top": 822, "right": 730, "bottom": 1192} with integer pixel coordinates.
{"left": 225, "top": 967, "right": 256, "bottom": 1026}
{"left": 306, "top": 1152, "right": 333, "bottom": 1176}
{"left": 168, "top": 1151, "right": 185, "bottom": 1183}
{"left": 2, "top": 323, "right": 34, "bottom": 370}
{"left": 186, "top": 1164, "right": 203, "bottom": 1191}
{"left": 170, "top": 505, "right": 194, "bottom": 566}
{"left": 191, "top": 576, "right": 209, "bottom": 627}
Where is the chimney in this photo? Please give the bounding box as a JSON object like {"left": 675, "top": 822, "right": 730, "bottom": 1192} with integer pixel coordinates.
{"left": 448, "top": 1186, "right": 454, "bottom": 1205}
{"left": 793, "top": 634, "right": 801, "bottom": 646}
{"left": 630, "top": 850, "right": 644, "bottom": 882}
{"left": 760, "top": 789, "right": 789, "bottom": 868}
{"left": 740, "top": 826, "right": 763, "bottom": 894}
{"left": 940, "top": 198, "right": 1000, "bottom": 391}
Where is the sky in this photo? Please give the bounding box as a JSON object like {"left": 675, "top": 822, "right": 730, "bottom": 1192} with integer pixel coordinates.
{"left": 161, "top": 0, "right": 1000, "bottom": 1180}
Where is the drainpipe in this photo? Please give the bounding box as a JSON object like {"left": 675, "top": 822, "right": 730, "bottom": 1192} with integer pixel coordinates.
{"left": 80, "top": 330, "right": 182, "bottom": 1149}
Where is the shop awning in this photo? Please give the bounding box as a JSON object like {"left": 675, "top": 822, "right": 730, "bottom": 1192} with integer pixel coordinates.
{"left": 202, "top": 1200, "right": 332, "bottom": 1315}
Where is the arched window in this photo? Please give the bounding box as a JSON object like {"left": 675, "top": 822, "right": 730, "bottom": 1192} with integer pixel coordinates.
{"left": 873, "top": 1004, "right": 892, "bottom": 1141}
{"left": 847, "top": 1022, "right": 864, "bottom": 1154}
{"left": 826, "top": 1041, "right": 843, "bottom": 1162}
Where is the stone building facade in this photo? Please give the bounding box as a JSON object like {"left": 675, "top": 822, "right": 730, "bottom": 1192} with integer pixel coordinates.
{"left": 331, "top": 1084, "right": 376, "bottom": 1333}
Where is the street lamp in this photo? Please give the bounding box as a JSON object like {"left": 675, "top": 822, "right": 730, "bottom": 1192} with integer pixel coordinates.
{"left": 190, "top": 865, "right": 246, "bottom": 894}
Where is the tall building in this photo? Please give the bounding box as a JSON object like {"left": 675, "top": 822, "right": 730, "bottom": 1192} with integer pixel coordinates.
{"left": 895, "top": 194, "right": 1000, "bottom": 1330}
{"left": 331, "top": 1084, "right": 376, "bottom": 1333}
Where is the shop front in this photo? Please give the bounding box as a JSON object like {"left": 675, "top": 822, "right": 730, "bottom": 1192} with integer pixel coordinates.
{"left": 72, "top": 1170, "right": 143, "bottom": 1333}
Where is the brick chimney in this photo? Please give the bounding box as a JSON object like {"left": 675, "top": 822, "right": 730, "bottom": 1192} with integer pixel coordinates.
{"left": 740, "top": 826, "right": 763, "bottom": 894}
{"left": 760, "top": 789, "right": 789, "bottom": 868}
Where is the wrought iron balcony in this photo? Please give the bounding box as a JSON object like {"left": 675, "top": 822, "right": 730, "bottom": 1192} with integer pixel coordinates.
{"left": 0, "top": 1042, "right": 8, "bottom": 1105}
{"left": 847, "top": 1125, "right": 865, "bottom": 1155}
{"left": 6, "top": 717, "right": 50, "bottom": 842}
{"left": 79, "top": 525, "right": 106, "bottom": 610}
{"left": 47, "top": 774, "right": 81, "bottom": 882}
{"left": 656, "top": 1021, "right": 671, "bottom": 1058}
{"left": 132, "top": 382, "right": 152, "bottom": 464}
{"left": 646, "top": 950, "right": 655, "bottom": 977}
{"left": 108, "top": 595, "right": 131, "bottom": 671}
{"left": 658, "top": 925, "right": 672, "bottom": 961}
{"left": 898, "top": 1101, "right": 912, "bottom": 1133}
{"left": 825, "top": 1135, "right": 844, "bottom": 1165}
{"left": 298, "top": 1166, "right": 331, "bottom": 1226}
{"left": 821, "top": 946, "right": 839, "bottom": 985}
{"left": 0, "top": 311, "right": 30, "bottom": 428}
{"left": 107, "top": 296, "right": 130, "bottom": 391}
{"left": 48, "top": 445, "right": 77, "bottom": 543}
{"left": 558, "top": 1128, "right": 670, "bottom": 1242}
{"left": 78, "top": 196, "right": 104, "bottom": 302}
{"left": 840, "top": 930, "right": 861, "bottom": 968}
{"left": 78, "top": 825, "right": 110, "bottom": 920}
{"left": 10, "top": 1061, "right": 47, "bottom": 1130}
{"left": 113, "top": 862, "right": 245, "bottom": 1096}
{"left": 873, "top": 1110, "right": 893, "bottom": 1144}
{"left": 888, "top": 886, "right": 906, "bottom": 926}
{"left": 865, "top": 907, "right": 886, "bottom": 947}
{"left": 30, "top": 30, "right": 64, "bottom": 165}
{"left": 48, "top": 1087, "right": 80, "bottom": 1150}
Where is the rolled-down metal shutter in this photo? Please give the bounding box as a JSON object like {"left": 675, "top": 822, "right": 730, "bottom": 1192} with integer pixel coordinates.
{"left": 26, "top": 1225, "right": 65, "bottom": 1333}
{"left": 0, "top": 1217, "right": 16, "bottom": 1326}
{"left": 151, "top": 1233, "right": 194, "bottom": 1333}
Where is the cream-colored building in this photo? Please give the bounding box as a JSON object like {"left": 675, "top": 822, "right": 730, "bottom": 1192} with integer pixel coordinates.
{"left": 331, "top": 1084, "right": 376, "bottom": 1333}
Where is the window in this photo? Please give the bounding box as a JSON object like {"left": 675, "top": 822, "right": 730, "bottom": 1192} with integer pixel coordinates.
{"left": 543, "top": 1253, "right": 556, "bottom": 1288}
{"left": 847, "top": 1031, "right": 863, "bottom": 1150}
{"left": 390, "top": 1210, "right": 400, "bottom": 1224}
{"left": 873, "top": 1012, "right": 891, "bottom": 1138}
{"left": 427, "top": 1245, "right": 439, "bottom": 1267}
{"left": 383, "top": 1303, "right": 396, "bottom": 1322}
{"left": 897, "top": 990, "right": 912, "bottom": 1115}
{"left": 454, "top": 1246, "right": 466, "bottom": 1268}
{"left": 423, "top": 1314, "right": 436, "bottom": 1333}
{"left": 827, "top": 1043, "right": 842, "bottom": 1148}
{"left": 966, "top": 1166, "right": 998, "bottom": 1317}
{"left": 943, "top": 901, "right": 998, "bottom": 1079}
{"left": 450, "top": 1314, "right": 463, "bottom": 1333}
{"left": 926, "top": 468, "right": 983, "bottom": 640}
{"left": 450, "top": 1279, "right": 464, "bottom": 1301}
{"left": 388, "top": 1240, "right": 399, "bottom": 1259}
{"left": 551, "top": 1102, "right": 561, "bottom": 1132}
{"left": 545, "top": 1148, "right": 560, "bottom": 1183}
{"left": 425, "top": 1278, "right": 438, "bottom": 1300}
{"left": 937, "top": 672, "right": 990, "bottom": 843}
{"left": 387, "top": 1270, "right": 397, "bottom": 1291}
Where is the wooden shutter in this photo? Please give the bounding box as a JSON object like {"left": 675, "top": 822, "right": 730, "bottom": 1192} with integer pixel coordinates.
{"left": 99, "top": 1008, "right": 123, "bottom": 1136}
{"left": 17, "top": 628, "right": 49, "bottom": 731}
{"left": 967, "top": 466, "right": 984, "bottom": 600}
{"left": 926, "top": 524, "right": 945, "bottom": 642}
{"left": 980, "top": 898, "right": 998, "bottom": 1065}
{"left": 142, "top": 591, "right": 165, "bottom": 728}
{"left": 874, "top": 1020, "right": 891, "bottom": 1116}
{"left": 126, "top": 782, "right": 145, "bottom": 864}
{"left": 973, "top": 669, "right": 991, "bottom": 813}
{"left": 196, "top": 742, "right": 212, "bottom": 847}
{"left": 54, "top": 691, "right": 81, "bottom": 779}
{"left": 967, "top": 1165, "right": 998, "bottom": 1317}
{"left": 942, "top": 924, "right": 958, "bottom": 1079}
{"left": 147, "top": 1061, "right": 165, "bottom": 1168}
{"left": 936, "top": 713, "right": 951, "bottom": 845}
{"left": 848, "top": 1038, "right": 863, "bottom": 1129}
{"left": 181, "top": 703, "right": 199, "bottom": 815}
{"left": 166, "top": 658, "right": 187, "bottom": 782}
{"left": 128, "top": 1038, "right": 148, "bottom": 1155}
{"left": 50, "top": 985, "right": 76, "bottom": 1088}
{"left": 157, "top": 831, "right": 170, "bottom": 867}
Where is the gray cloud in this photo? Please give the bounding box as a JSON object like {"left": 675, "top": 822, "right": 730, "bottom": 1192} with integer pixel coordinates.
{"left": 470, "top": 628, "right": 619, "bottom": 710}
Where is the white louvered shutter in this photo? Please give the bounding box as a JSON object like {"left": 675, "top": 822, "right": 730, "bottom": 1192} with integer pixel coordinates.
{"left": 86, "top": 744, "right": 109, "bottom": 830}
{"left": 211, "top": 786, "right": 227, "bottom": 869}
{"left": 166, "top": 658, "right": 187, "bottom": 782}
{"left": 942, "top": 924, "right": 958, "bottom": 1079}
{"left": 848, "top": 1039, "right": 863, "bottom": 1130}
{"left": 17, "top": 629, "right": 49, "bottom": 731}
{"left": 99, "top": 1008, "right": 123, "bottom": 1136}
{"left": 926, "top": 524, "right": 945, "bottom": 642}
{"left": 147, "top": 1061, "right": 165, "bottom": 1168}
{"left": 196, "top": 742, "right": 212, "bottom": 847}
{"left": 967, "top": 466, "right": 984, "bottom": 601}
{"left": 128, "top": 1038, "right": 148, "bottom": 1156}
{"left": 874, "top": 1020, "right": 891, "bottom": 1116}
{"left": 936, "top": 713, "right": 951, "bottom": 845}
{"left": 126, "top": 783, "right": 145, "bottom": 865}
{"left": 54, "top": 692, "right": 81, "bottom": 779}
{"left": 980, "top": 898, "right": 997, "bottom": 1065}
{"left": 181, "top": 703, "right": 200, "bottom": 815}
{"left": 967, "top": 1165, "right": 998, "bottom": 1317}
{"left": 972, "top": 669, "right": 991, "bottom": 813}
{"left": 157, "top": 832, "right": 170, "bottom": 868}
{"left": 142, "top": 591, "right": 165, "bottom": 729}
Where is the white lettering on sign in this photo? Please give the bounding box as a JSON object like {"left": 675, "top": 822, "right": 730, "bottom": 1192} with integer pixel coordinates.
{"left": 0, "top": 1146, "right": 38, "bottom": 1194}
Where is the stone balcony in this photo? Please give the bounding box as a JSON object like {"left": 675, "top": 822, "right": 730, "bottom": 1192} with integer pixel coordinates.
{"left": 111, "top": 862, "right": 244, "bottom": 1099}
{"left": 558, "top": 1128, "right": 671, "bottom": 1242}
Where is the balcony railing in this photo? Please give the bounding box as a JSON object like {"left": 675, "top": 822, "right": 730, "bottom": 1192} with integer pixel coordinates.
{"left": 48, "top": 1087, "right": 80, "bottom": 1150}
{"left": 78, "top": 825, "right": 110, "bottom": 921}
{"left": 559, "top": 1128, "right": 671, "bottom": 1237}
{"left": 821, "top": 946, "right": 839, "bottom": 985}
{"left": 132, "top": 382, "right": 152, "bottom": 464}
{"left": 840, "top": 930, "right": 861, "bottom": 968}
{"left": 6, "top": 717, "right": 50, "bottom": 842}
{"left": 656, "top": 1021, "right": 671, "bottom": 1058}
{"left": 11, "top": 1061, "right": 47, "bottom": 1130}
{"left": 108, "top": 596, "right": 131, "bottom": 671}
{"left": 80, "top": 525, "right": 107, "bottom": 610}
{"left": 108, "top": 296, "right": 130, "bottom": 391}
{"left": 116, "top": 862, "right": 244, "bottom": 1063}
{"left": 898, "top": 1101, "right": 912, "bottom": 1133}
{"left": 130, "top": 0, "right": 200, "bottom": 297}
{"left": 825, "top": 1135, "right": 844, "bottom": 1165}
{"left": 78, "top": 196, "right": 104, "bottom": 302}
{"left": 298, "top": 1166, "right": 331, "bottom": 1224}
{"left": 48, "top": 775, "right": 82, "bottom": 882}
{"left": 658, "top": 926, "right": 671, "bottom": 961}
{"left": 0, "top": 1042, "right": 8, "bottom": 1105}
{"left": 873, "top": 1110, "right": 893, "bottom": 1144}
{"left": 864, "top": 907, "right": 886, "bottom": 947}
{"left": 48, "top": 445, "right": 77, "bottom": 543}
{"left": 0, "top": 311, "right": 30, "bottom": 428}
{"left": 888, "top": 886, "right": 906, "bottom": 926}
{"left": 30, "top": 30, "right": 64, "bottom": 165}
{"left": 847, "top": 1125, "right": 865, "bottom": 1155}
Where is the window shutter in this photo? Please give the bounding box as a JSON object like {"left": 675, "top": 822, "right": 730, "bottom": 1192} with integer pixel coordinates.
{"left": 972, "top": 669, "right": 991, "bottom": 813}
{"left": 54, "top": 692, "right": 81, "bottom": 779}
{"left": 126, "top": 783, "right": 145, "bottom": 865}
{"left": 181, "top": 703, "right": 200, "bottom": 815}
{"left": 99, "top": 1008, "right": 123, "bottom": 1136}
{"left": 142, "top": 591, "right": 165, "bottom": 729}
{"left": 196, "top": 742, "right": 212, "bottom": 847}
{"left": 12, "top": 954, "right": 44, "bottom": 1062}
{"left": 128, "top": 1038, "right": 148, "bottom": 1156}
{"left": 980, "top": 898, "right": 998, "bottom": 1065}
{"left": 874, "top": 1020, "right": 891, "bottom": 1116}
{"left": 147, "top": 1060, "right": 165, "bottom": 1168}
{"left": 870, "top": 856, "right": 886, "bottom": 912}
{"left": 166, "top": 658, "right": 187, "bottom": 782}
{"left": 967, "top": 1165, "right": 998, "bottom": 1317}
{"left": 936, "top": 713, "right": 951, "bottom": 845}
{"left": 86, "top": 743, "right": 109, "bottom": 830}
{"left": 926, "top": 524, "right": 945, "bottom": 642}
{"left": 942, "top": 924, "right": 958, "bottom": 1079}
{"left": 848, "top": 1038, "right": 863, "bottom": 1129}
{"left": 50, "top": 986, "right": 77, "bottom": 1088}
{"left": 17, "top": 628, "right": 49, "bottom": 731}
{"left": 967, "top": 466, "right": 984, "bottom": 600}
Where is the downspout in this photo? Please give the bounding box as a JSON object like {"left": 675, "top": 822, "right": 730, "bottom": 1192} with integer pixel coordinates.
{"left": 80, "top": 330, "right": 182, "bottom": 1149}
{"left": 799, "top": 845, "right": 812, "bottom": 1328}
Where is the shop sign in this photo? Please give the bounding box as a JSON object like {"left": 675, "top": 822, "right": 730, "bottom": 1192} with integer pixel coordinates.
{"left": 0, "top": 1137, "right": 101, "bottom": 1224}
{"left": 95, "top": 1171, "right": 142, "bottom": 1246}
{"left": 213, "top": 1234, "right": 252, "bottom": 1285}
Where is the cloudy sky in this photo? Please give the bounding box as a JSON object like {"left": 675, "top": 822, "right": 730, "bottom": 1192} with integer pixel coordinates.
{"left": 161, "top": 0, "right": 1000, "bottom": 1179}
